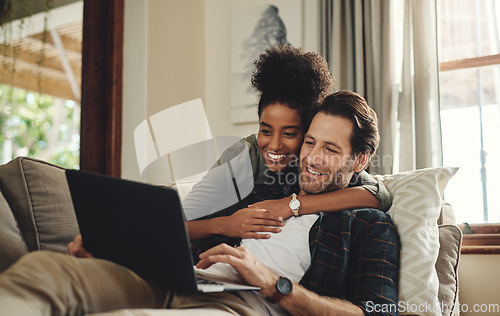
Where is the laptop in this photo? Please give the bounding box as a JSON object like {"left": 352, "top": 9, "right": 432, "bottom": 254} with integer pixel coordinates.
{"left": 65, "top": 169, "right": 260, "bottom": 294}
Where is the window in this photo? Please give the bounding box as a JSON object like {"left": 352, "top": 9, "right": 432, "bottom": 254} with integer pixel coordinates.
{"left": 0, "top": 84, "right": 80, "bottom": 168}
{"left": 439, "top": 0, "right": 500, "bottom": 224}
{"left": 0, "top": 5, "right": 82, "bottom": 169}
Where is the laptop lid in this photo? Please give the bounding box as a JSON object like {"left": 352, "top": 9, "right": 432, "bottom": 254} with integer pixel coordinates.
{"left": 66, "top": 169, "right": 199, "bottom": 294}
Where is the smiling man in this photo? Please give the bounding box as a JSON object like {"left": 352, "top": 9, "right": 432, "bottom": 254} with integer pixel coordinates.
{"left": 298, "top": 93, "right": 377, "bottom": 194}
{"left": 0, "top": 90, "right": 400, "bottom": 316}
{"left": 299, "top": 112, "right": 366, "bottom": 193}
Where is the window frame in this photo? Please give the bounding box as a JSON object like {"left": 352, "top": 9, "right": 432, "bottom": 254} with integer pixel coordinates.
{"left": 459, "top": 224, "right": 500, "bottom": 254}
{"left": 440, "top": 54, "right": 500, "bottom": 71}
{"left": 440, "top": 55, "right": 500, "bottom": 254}
{"left": 80, "top": 0, "right": 123, "bottom": 177}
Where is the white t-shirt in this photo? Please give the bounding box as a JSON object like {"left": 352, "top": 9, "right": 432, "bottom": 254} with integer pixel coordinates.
{"left": 204, "top": 214, "right": 319, "bottom": 315}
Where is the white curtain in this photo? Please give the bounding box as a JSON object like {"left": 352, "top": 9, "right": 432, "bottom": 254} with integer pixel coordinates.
{"left": 320, "top": 0, "right": 442, "bottom": 174}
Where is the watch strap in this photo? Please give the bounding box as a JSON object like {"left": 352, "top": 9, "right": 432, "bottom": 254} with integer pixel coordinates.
{"left": 290, "top": 193, "right": 300, "bottom": 217}
{"left": 269, "top": 288, "right": 285, "bottom": 303}
{"left": 269, "top": 277, "right": 292, "bottom": 303}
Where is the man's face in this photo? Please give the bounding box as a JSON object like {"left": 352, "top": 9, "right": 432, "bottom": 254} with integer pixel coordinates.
{"left": 299, "top": 113, "right": 365, "bottom": 194}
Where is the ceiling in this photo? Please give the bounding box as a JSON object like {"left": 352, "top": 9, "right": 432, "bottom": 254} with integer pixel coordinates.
{"left": 0, "top": 2, "right": 82, "bottom": 101}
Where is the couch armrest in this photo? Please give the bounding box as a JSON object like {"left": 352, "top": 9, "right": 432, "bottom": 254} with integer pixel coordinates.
{"left": 437, "top": 223, "right": 462, "bottom": 316}
{"left": 0, "top": 189, "right": 29, "bottom": 272}
{"left": 438, "top": 201, "right": 456, "bottom": 226}
{"left": 435, "top": 201, "right": 462, "bottom": 315}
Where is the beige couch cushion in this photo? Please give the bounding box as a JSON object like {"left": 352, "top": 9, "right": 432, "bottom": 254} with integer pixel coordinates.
{"left": 438, "top": 201, "right": 456, "bottom": 225}
{"left": 0, "top": 190, "right": 28, "bottom": 272}
{"left": 436, "top": 224, "right": 462, "bottom": 316}
{"left": 0, "top": 157, "right": 79, "bottom": 253}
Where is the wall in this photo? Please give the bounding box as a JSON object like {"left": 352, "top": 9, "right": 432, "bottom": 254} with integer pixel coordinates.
{"left": 122, "top": 0, "right": 148, "bottom": 181}
{"left": 204, "top": 0, "right": 320, "bottom": 139}
{"left": 122, "top": 0, "right": 205, "bottom": 181}
{"left": 146, "top": 1, "right": 206, "bottom": 117}
{"left": 458, "top": 254, "right": 500, "bottom": 315}
{"left": 122, "top": 0, "right": 319, "bottom": 180}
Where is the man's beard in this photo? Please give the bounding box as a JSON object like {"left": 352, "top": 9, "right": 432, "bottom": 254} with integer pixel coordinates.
{"left": 299, "top": 160, "right": 355, "bottom": 194}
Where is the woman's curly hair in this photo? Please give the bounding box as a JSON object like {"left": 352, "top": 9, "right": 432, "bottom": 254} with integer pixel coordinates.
{"left": 251, "top": 45, "right": 334, "bottom": 127}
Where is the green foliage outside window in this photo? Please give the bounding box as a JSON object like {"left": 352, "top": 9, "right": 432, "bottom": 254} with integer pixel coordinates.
{"left": 0, "top": 84, "right": 80, "bottom": 169}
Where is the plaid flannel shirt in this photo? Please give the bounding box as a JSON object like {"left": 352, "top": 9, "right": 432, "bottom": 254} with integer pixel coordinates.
{"left": 301, "top": 209, "right": 400, "bottom": 315}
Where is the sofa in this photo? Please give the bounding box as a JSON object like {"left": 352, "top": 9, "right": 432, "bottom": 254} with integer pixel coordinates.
{"left": 0, "top": 156, "right": 462, "bottom": 315}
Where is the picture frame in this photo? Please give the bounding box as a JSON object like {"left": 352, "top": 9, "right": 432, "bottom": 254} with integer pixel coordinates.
{"left": 229, "top": 0, "right": 302, "bottom": 124}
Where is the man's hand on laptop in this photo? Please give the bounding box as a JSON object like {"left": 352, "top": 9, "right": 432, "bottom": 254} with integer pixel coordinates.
{"left": 67, "top": 235, "right": 94, "bottom": 258}
{"left": 195, "top": 244, "right": 279, "bottom": 298}
{"left": 222, "top": 207, "right": 284, "bottom": 239}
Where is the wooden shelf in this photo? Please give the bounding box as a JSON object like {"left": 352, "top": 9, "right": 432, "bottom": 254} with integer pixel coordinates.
{"left": 461, "top": 231, "right": 500, "bottom": 254}
{"left": 461, "top": 245, "right": 500, "bottom": 255}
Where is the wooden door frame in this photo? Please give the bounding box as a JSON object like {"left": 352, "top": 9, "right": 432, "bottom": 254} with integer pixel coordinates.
{"left": 80, "top": 0, "right": 123, "bottom": 176}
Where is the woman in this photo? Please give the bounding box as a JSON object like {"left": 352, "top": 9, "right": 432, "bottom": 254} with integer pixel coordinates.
{"left": 185, "top": 46, "right": 391, "bottom": 241}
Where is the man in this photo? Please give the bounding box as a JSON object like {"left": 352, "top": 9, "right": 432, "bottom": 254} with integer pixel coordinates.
{"left": 191, "top": 90, "right": 400, "bottom": 315}
{"left": 0, "top": 90, "right": 400, "bottom": 315}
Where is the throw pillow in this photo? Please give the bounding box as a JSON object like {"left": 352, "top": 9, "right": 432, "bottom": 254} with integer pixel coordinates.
{"left": 0, "top": 157, "right": 80, "bottom": 253}
{"left": 0, "top": 190, "right": 29, "bottom": 272}
{"left": 373, "top": 167, "right": 458, "bottom": 316}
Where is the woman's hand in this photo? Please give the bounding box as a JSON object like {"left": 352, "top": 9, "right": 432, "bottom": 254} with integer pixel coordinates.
{"left": 221, "top": 207, "right": 284, "bottom": 239}
{"left": 250, "top": 198, "right": 293, "bottom": 220}
{"left": 67, "top": 235, "right": 94, "bottom": 258}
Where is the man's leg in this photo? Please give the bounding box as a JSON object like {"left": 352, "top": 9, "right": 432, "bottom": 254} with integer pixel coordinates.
{"left": 0, "top": 250, "right": 165, "bottom": 316}
{"left": 88, "top": 293, "right": 262, "bottom": 316}
{"left": 89, "top": 309, "right": 235, "bottom": 315}
{"left": 167, "top": 292, "right": 262, "bottom": 315}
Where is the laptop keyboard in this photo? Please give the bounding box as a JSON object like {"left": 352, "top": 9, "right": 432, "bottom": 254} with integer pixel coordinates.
{"left": 197, "top": 277, "right": 223, "bottom": 285}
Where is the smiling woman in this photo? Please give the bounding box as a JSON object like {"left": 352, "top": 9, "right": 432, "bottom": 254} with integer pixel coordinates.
{"left": 257, "top": 103, "right": 303, "bottom": 173}
{"left": 184, "top": 48, "right": 392, "bottom": 247}
{"left": 183, "top": 45, "right": 337, "bottom": 223}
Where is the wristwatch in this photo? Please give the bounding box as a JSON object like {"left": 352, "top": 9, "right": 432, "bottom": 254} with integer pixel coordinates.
{"left": 289, "top": 193, "right": 300, "bottom": 217}
{"left": 269, "top": 277, "right": 293, "bottom": 303}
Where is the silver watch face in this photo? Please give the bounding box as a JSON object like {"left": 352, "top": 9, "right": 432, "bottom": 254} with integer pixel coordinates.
{"left": 289, "top": 199, "right": 300, "bottom": 209}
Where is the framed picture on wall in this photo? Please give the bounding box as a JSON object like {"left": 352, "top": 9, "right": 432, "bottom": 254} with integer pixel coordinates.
{"left": 230, "top": 0, "right": 302, "bottom": 124}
